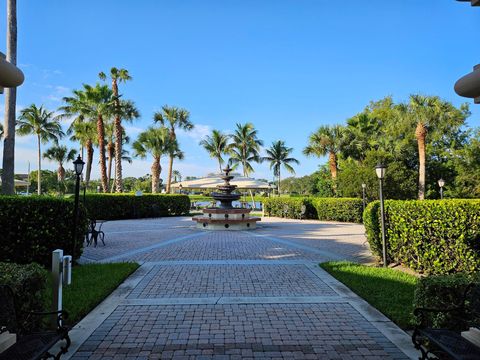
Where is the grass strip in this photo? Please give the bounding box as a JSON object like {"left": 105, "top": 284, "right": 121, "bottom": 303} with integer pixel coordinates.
{"left": 320, "top": 261, "right": 417, "bottom": 329}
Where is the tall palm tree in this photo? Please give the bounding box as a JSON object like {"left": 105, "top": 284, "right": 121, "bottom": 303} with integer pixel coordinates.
{"left": 172, "top": 170, "right": 182, "bottom": 183}
{"left": 132, "top": 126, "right": 171, "bottom": 193}
{"left": 229, "top": 123, "right": 263, "bottom": 177}
{"left": 99, "top": 68, "right": 136, "bottom": 192}
{"left": 154, "top": 105, "right": 193, "bottom": 192}
{"left": 17, "top": 104, "right": 64, "bottom": 195}
{"left": 60, "top": 84, "right": 114, "bottom": 192}
{"left": 1, "top": 0, "right": 18, "bottom": 195}
{"left": 43, "top": 145, "right": 77, "bottom": 192}
{"left": 303, "top": 125, "right": 344, "bottom": 180}
{"left": 263, "top": 140, "right": 299, "bottom": 194}
{"left": 68, "top": 121, "right": 96, "bottom": 186}
{"left": 199, "top": 129, "right": 230, "bottom": 173}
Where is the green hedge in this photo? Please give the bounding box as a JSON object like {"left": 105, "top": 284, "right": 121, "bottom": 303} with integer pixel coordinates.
{"left": 414, "top": 273, "right": 480, "bottom": 330}
{"left": 262, "top": 197, "right": 316, "bottom": 219}
{"left": 312, "top": 198, "right": 363, "bottom": 223}
{"left": 0, "top": 262, "right": 48, "bottom": 332}
{"left": 364, "top": 200, "right": 480, "bottom": 274}
{"left": 83, "top": 194, "right": 190, "bottom": 220}
{"left": 262, "top": 197, "right": 362, "bottom": 223}
{"left": 0, "top": 196, "right": 88, "bottom": 266}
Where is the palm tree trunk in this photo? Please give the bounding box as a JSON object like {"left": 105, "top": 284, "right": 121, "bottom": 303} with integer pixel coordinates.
{"left": 218, "top": 158, "right": 223, "bottom": 173}
{"left": 57, "top": 165, "right": 64, "bottom": 182}
{"left": 328, "top": 151, "right": 338, "bottom": 179}
{"left": 85, "top": 139, "right": 93, "bottom": 187}
{"left": 37, "top": 135, "right": 41, "bottom": 195}
{"left": 107, "top": 141, "right": 114, "bottom": 192}
{"left": 1, "top": 0, "right": 17, "bottom": 195}
{"left": 416, "top": 121, "right": 427, "bottom": 200}
{"left": 166, "top": 155, "right": 173, "bottom": 193}
{"left": 97, "top": 114, "right": 108, "bottom": 192}
{"left": 151, "top": 156, "right": 161, "bottom": 193}
{"left": 112, "top": 79, "right": 124, "bottom": 193}
{"left": 278, "top": 169, "right": 281, "bottom": 195}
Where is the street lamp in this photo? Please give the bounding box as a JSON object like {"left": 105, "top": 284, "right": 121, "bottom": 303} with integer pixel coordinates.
{"left": 438, "top": 178, "right": 445, "bottom": 199}
{"left": 72, "top": 156, "right": 85, "bottom": 261}
{"left": 179, "top": 184, "right": 183, "bottom": 194}
{"left": 361, "top": 183, "right": 367, "bottom": 212}
{"left": 375, "top": 163, "right": 387, "bottom": 268}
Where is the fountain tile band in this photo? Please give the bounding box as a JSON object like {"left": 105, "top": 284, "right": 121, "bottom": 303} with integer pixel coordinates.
{"left": 192, "top": 166, "right": 260, "bottom": 230}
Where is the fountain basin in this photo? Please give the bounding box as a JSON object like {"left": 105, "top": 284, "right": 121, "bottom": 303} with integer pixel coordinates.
{"left": 193, "top": 208, "right": 260, "bottom": 230}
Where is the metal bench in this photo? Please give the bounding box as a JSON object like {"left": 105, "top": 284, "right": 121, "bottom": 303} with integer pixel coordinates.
{"left": 85, "top": 219, "right": 105, "bottom": 247}
{"left": 412, "top": 283, "right": 480, "bottom": 360}
{"left": 0, "top": 285, "right": 71, "bottom": 360}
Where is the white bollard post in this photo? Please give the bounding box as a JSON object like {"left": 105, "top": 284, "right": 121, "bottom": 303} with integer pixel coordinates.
{"left": 63, "top": 255, "right": 72, "bottom": 285}
{"left": 52, "top": 249, "right": 63, "bottom": 326}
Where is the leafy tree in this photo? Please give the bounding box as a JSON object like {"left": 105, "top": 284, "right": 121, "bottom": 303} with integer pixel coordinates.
{"left": 228, "top": 123, "right": 263, "bottom": 176}
{"left": 68, "top": 121, "right": 96, "bottom": 186}
{"left": 154, "top": 105, "right": 193, "bottom": 192}
{"left": 452, "top": 129, "right": 480, "bottom": 198}
{"left": 17, "top": 104, "right": 64, "bottom": 195}
{"left": 262, "top": 140, "right": 299, "bottom": 194}
{"left": 199, "top": 129, "right": 230, "bottom": 173}
{"left": 132, "top": 127, "right": 172, "bottom": 193}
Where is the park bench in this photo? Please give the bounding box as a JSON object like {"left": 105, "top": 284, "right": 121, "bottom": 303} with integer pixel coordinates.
{"left": 0, "top": 285, "right": 71, "bottom": 360}
{"left": 412, "top": 283, "right": 480, "bottom": 360}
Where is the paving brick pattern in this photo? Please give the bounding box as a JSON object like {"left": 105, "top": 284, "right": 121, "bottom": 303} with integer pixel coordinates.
{"left": 71, "top": 304, "right": 407, "bottom": 360}
{"left": 128, "top": 265, "right": 337, "bottom": 299}
{"left": 129, "top": 231, "right": 326, "bottom": 262}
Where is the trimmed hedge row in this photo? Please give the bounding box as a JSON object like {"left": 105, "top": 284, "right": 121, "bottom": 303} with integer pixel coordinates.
{"left": 0, "top": 262, "right": 49, "bottom": 332}
{"left": 414, "top": 273, "right": 480, "bottom": 329}
{"left": 0, "top": 196, "right": 88, "bottom": 266}
{"left": 364, "top": 200, "right": 480, "bottom": 274}
{"left": 262, "top": 197, "right": 363, "bottom": 223}
{"left": 83, "top": 194, "right": 190, "bottom": 220}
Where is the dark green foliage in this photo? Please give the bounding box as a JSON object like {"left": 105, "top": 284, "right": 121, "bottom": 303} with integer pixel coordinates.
{"left": 0, "top": 262, "right": 49, "bottom": 332}
{"left": 413, "top": 273, "right": 480, "bottom": 329}
{"left": 363, "top": 201, "right": 382, "bottom": 258}
{"left": 83, "top": 194, "right": 190, "bottom": 220}
{"left": 364, "top": 199, "right": 480, "bottom": 274}
{"left": 0, "top": 196, "right": 88, "bottom": 266}
{"left": 263, "top": 197, "right": 362, "bottom": 223}
{"left": 312, "top": 198, "right": 363, "bottom": 223}
{"left": 262, "top": 197, "right": 316, "bottom": 219}
{"left": 321, "top": 261, "right": 417, "bottom": 329}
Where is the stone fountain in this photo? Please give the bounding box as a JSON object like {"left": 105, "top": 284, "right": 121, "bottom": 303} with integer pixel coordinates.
{"left": 192, "top": 165, "right": 260, "bottom": 230}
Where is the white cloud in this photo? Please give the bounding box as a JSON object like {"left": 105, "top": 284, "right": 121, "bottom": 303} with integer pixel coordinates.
{"left": 178, "top": 124, "right": 211, "bottom": 142}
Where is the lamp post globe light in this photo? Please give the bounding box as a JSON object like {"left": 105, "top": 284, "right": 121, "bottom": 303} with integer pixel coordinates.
{"left": 361, "top": 183, "right": 367, "bottom": 212}
{"left": 72, "top": 156, "right": 85, "bottom": 261}
{"left": 438, "top": 178, "right": 445, "bottom": 199}
{"left": 375, "top": 163, "right": 388, "bottom": 268}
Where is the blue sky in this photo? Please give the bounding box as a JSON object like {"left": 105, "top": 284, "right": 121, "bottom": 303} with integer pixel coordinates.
{"left": 1, "top": 0, "right": 479, "bottom": 181}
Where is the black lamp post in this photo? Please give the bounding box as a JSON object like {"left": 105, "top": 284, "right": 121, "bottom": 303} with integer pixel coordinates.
{"left": 438, "top": 178, "right": 445, "bottom": 199}
{"left": 361, "top": 183, "right": 367, "bottom": 212}
{"left": 179, "top": 184, "right": 183, "bottom": 194}
{"left": 72, "top": 155, "right": 85, "bottom": 261}
{"left": 376, "top": 163, "right": 387, "bottom": 268}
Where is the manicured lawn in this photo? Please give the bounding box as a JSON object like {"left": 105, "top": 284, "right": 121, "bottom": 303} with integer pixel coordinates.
{"left": 320, "top": 261, "right": 418, "bottom": 329}
{"left": 46, "top": 262, "right": 139, "bottom": 324}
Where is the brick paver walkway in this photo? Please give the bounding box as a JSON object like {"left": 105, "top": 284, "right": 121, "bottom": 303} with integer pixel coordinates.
{"left": 70, "top": 217, "right": 416, "bottom": 359}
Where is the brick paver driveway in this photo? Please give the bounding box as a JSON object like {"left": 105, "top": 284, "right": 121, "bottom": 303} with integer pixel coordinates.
{"left": 69, "top": 217, "right": 416, "bottom": 359}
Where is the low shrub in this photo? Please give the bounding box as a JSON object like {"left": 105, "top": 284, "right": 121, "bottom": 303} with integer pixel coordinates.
{"left": 263, "top": 197, "right": 363, "bottom": 223}
{"left": 262, "top": 197, "right": 316, "bottom": 219}
{"left": 0, "top": 262, "right": 48, "bottom": 332}
{"left": 0, "top": 196, "right": 88, "bottom": 266}
{"left": 83, "top": 194, "right": 190, "bottom": 220}
{"left": 364, "top": 200, "right": 480, "bottom": 274}
{"left": 312, "top": 198, "right": 363, "bottom": 223}
{"left": 413, "top": 273, "right": 480, "bottom": 330}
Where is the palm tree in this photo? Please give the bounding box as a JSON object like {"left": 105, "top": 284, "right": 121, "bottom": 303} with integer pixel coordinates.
{"left": 228, "top": 123, "right": 263, "bottom": 177}
{"left": 199, "top": 129, "right": 230, "bottom": 173}
{"left": 0, "top": 123, "right": 3, "bottom": 140}
{"left": 68, "top": 121, "right": 96, "bottom": 186}
{"left": 132, "top": 127, "right": 171, "bottom": 193}
{"left": 263, "top": 140, "right": 299, "bottom": 194}
{"left": 1, "top": 0, "right": 18, "bottom": 195}
{"left": 60, "top": 84, "right": 114, "bottom": 192}
{"left": 99, "top": 68, "right": 136, "bottom": 192}
{"left": 17, "top": 104, "right": 64, "bottom": 195}
{"left": 172, "top": 170, "right": 182, "bottom": 183}
{"left": 154, "top": 105, "right": 193, "bottom": 192}
{"left": 43, "top": 145, "right": 77, "bottom": 192}
{"left": 303, "top": 125, "right": 344, "bottom": 180}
